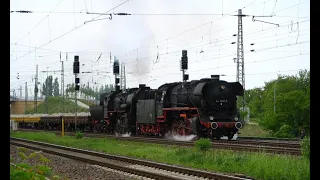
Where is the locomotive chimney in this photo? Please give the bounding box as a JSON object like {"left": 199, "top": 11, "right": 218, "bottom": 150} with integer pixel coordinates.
{"left": 211, "top": 75, "right": 220, "bottom": 80}
{"left": 139, "top": 84, "right": 146, "bottom": 89}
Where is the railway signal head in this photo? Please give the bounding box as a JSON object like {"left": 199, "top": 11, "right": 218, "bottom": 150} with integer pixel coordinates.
{"left": 181, "top": 50, "right": 188, "bottom": 70}
{"left": 73, "top": 55, "right": 80, "bottom": 74}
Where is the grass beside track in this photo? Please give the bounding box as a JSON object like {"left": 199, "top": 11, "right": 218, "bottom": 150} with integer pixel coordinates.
{"left": 11, "top": 131, "right": 310, "bottom": 180}
{"left": 26, "top": 96, "right": 89, "bottom": 114}
{"left": 238, "top": 123, "right": 271, "bottom": 137}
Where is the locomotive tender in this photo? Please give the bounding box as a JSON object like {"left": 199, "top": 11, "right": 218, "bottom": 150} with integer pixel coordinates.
{"left": 90, "top": 74, "right": 244, "bottom": 140}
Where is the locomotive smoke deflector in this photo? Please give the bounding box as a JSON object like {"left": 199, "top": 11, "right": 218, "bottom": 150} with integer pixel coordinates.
{"left": 193, "top": 82, "right": 206, "bottom": 96}
{"left": 231, "top": 82, "right": 244, "bottom": 96}
{"left": 194, "top": 75, "right": 221, "bottom": 96}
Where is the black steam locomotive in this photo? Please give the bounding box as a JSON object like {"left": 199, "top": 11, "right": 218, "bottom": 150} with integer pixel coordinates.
{"left": 90, "top": 74, "right": 244, "bottom": 140}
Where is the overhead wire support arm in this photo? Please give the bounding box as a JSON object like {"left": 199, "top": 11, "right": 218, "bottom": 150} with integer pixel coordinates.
{"left": 252, "top": 16, "right": 279, "bottom": 27}
{"left": 11, "top": 10, "right": 33, "bottom": 13}
{"left": 84, "top": 12, "right": 131, "bottom": 24}
{"left": 86, "top": 12, "right": 131, "bottom": 15}
{"left": 41, "top": 70, "right": 62, "bottom": 73}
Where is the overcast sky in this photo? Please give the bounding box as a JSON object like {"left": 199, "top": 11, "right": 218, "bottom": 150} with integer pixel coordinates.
{"left": 10, "top": 0, "right": 310, "bottom": 98}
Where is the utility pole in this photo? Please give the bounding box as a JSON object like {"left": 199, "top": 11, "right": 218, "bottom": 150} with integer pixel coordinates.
{"left": 274, "top": 80, "right": 278, "bottom": 114}
{"left": 233, "top": 9, "right": 276, "bottom": 122}
{"left": 120, "top": 63, "right": 126, "bottom": 90}
{"left": 61, "top": 52, "right": 67, "bottom": 136}
{"left": 25, "top": 82, "right": 27, "bottom": 114}
{"left": 60, "top": 52, "right": 64, "bottom": 113}
{"left": 46, "top": 67, "right": 49, "bottom": 114}
{"left": 236, "top": 9, "right": 246, "bottom": 120}
{"left": 34, "top": 65, "right": 38, "bottom": 113}
{"left": 61, "top": 52, "right": 65, "bottom": 114}
{"left": 19, "top": 85, "right": 22, "bottom": 99}
{"left": 236, "top": 9, "right": 245, "bottom": 91}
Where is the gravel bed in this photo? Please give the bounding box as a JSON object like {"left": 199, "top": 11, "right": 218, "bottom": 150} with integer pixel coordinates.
{"left": 10, "top": 145, "right": 145, "bottom": 180}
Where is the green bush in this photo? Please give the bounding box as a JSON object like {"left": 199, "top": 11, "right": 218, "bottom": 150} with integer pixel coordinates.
{"left": 195, "top": 138, "right": 211, "bottom": 152}
{"left": 75, "top": 131, "right": 83, "bottom": 139}
{"left": 273, "top": 124, "right": 295, "bottom": 138}
{"left": 301, "top": 136, "right": 310, "bottom": 160}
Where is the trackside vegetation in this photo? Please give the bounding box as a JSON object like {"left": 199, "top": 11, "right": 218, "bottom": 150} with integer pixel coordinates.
{"left": 300, "top": 136, "right": 310, "bottom": 160}
{"left": 238, "top": 123, "right": 272, "bottom": 137}
{"left": 10, "top": 146, "right": 61, "bottom": 180}
{"left": 195, "top": 138, "right": 211, "bottom": 152}
{"left": 11, "top": 131, "right": 310, "bottom": 180}
{"left": 26, "top": 96, "right": 88, "bottom": 114}
{"left": 240, "top": 69, "right": 310, "bottom": 138}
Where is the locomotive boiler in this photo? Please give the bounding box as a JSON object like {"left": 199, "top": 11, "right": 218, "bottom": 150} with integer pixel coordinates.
{"left": 156, "top": 75, "right": 244, "bottom": 140}
{"left": 192, "top": 75, "right": 244, "bottom": 140}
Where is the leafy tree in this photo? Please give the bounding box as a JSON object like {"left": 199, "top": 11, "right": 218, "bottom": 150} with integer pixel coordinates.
{"left": 41, "top": 75, "right": 53, "bottom": 97}
{"left": 41, "top": 84, "right": 45, "bottom": 96}
{"left": 245, "top": 88, "right": 264, "bottom": 119}
{"left": 53, "top": 78, "right": 59, "bottom": 96}
{"left": 247, "top": 69, "right": 310, "bottom": 137}
{"left": 66, "top": 83, "right": 75, "bottom": 98}
{"left": 65, "top": 82, "right": 114, "bottom": 100}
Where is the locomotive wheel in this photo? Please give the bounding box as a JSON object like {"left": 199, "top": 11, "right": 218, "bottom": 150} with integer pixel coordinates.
{"left": 116, "top": 117, "right": 129, "bottom": 134}
{"left": 171, "top": 119, "right": 191, "bottom": 136}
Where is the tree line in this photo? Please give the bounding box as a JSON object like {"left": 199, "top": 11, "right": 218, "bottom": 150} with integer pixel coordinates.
{"left": 65, "top": 83, "right": 114, "bottom": 99}
{"left": 240, "top": 69, "right": 310, "bottom": 138}
{"left": 40, "top": 75, "right": 114, "bottom": 99}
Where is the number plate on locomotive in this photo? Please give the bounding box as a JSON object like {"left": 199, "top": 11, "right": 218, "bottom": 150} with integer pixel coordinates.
{"left": 216, "top": 100, "right": 228, "bottom": 103}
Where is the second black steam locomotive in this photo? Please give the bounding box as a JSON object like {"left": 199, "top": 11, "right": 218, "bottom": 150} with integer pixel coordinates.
{"left": 90, "top": 75, "right": 244, "bottom": 140}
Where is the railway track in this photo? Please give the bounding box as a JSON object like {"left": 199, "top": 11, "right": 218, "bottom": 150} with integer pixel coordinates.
{"left": 238, "top": 136, "right": 300, "bottom": 142}
{"left": 91, "top": 134, "right": 301, "bottom": 156}
{"left": 14, "top": 129, "right": 302, "bottom": 156}
{"left": 16, "top": 128, "right": 300, "bottom": 142}
{"left": 10, "top": 137, "right": 252, "bottom": 180}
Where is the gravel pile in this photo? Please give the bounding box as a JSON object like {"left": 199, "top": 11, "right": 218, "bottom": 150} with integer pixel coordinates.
{"left": 10, "top": 145, "right": 141, "bottom": 180}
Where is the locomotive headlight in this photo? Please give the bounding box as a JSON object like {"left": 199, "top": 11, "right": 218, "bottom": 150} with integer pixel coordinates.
{"left": 234, "top": 117, "right": 238, "bottom": 121}
{"left": 219, "top": 85, "right": 226, "bottom": 91}
{"left": 209, "top": 116, "right": 214, "bottom": 120}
